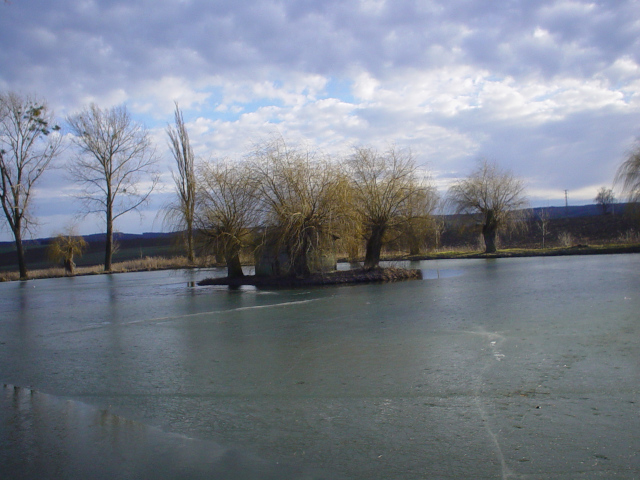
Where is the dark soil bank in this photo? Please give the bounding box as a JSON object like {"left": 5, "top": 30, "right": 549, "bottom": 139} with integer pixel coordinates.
{"left": 198, "top": 267, "right": 423, "bottom": 288}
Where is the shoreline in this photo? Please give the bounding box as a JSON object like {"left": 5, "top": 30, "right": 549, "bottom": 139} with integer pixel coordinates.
{"left": 2, "top": 243, "right": 639, "bottom": 283}
{"left": 400, "top": 243, "right": 640, "bottom": 261}
{"left": 198, "top": 267, "right": 423, "bottom": 288}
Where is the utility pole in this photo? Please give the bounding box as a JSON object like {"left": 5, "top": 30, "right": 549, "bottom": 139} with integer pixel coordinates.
{"left": 564, "top": 190, "right": 568, "bottom": 216}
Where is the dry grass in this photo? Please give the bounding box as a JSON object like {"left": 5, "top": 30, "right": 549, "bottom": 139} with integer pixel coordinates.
{"left": 0, "top": 256, "right": 218, "bottom": 282}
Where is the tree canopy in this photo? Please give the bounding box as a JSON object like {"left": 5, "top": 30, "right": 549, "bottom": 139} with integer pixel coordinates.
{"left": 196, "top": 160, "right": 260, "bottom": 279}
{"left": 348, "top": 146, "right": 431, "bottom": 269}
{"left": 249, "top": 137, "right": 348, "bottom": 277}
{"left": 616, "top": 144, "right": 640, "bottom": 204}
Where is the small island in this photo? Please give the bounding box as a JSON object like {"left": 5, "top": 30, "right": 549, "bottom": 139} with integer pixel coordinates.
{"left": 198, "top": 267, "right": 422, "bottom": 288}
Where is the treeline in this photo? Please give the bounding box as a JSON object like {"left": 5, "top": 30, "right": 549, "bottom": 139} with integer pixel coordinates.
{"left": 188, "top": 138, "right": 439, "bottom": 279}
{"left": 4, "top": 91, "right": 638, "bottom": 280}
{"left": 155, "top": 106, "right": 533, "bottom": 280}
{"left": 0, "top": 93, "right": 442, "bottom": 279}
{"left": 0, "top": 92, "right": 544, "bottom": 281}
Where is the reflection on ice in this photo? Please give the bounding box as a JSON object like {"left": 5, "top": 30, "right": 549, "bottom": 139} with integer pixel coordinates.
{"left": 420, "top": 268, "right": 464, "bottom": 280}
{"left": 0, "top": 384, "right": 335, "bottom": 480}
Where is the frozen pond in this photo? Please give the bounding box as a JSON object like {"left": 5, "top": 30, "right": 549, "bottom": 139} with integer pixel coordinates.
{"left": 1, "top": 255, "right": 639, "bottom": 479}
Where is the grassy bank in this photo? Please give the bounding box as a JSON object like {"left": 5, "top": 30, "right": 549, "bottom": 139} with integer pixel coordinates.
{"left": 400, "top": 243, "right": 640, "bottom": 261}
{"left": 0, "top": 256, "right": 205, "bottom": 282}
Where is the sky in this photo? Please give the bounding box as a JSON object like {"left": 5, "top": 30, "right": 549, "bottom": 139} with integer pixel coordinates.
{"left": 1, "top": 0, "right": 640, "bottom": 241}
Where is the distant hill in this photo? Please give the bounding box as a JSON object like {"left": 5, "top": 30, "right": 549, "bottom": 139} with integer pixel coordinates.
{"left": 530, "top": 203, "right": 627, "bottom": 219}
{"left": 0, "top": 231, "right": 181, "bottom": 272}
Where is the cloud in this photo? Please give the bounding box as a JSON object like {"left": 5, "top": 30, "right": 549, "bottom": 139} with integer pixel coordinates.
{"left": 1, "top": 0, "right": 640, "bottom": 240}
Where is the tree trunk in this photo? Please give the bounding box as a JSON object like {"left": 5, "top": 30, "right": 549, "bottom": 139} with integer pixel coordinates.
{"left": 482, "top": 209, "right": 498, "bottom": 254}
{"left": 14, "top": 226, "right": 28, "bottom": 280}
{"left": 64, "top": 258, "right": 75, "bottom": 275}
{"left": 408, "top": 233, "right": 421, "bottom": 256}
{"left": 105, "top": 203, "right": 113, "bottom": 271}
{"left": 225, "top": 244, "right": 244, "bottom": 279}
{"left": 290, "top": 234, "right": 311, "bottom": 278}
{"left": 186, "top": 217, "right": 195, "bottom": 264}
{"left": 364, "top": 225, "right": 385, "bottom": 270}
{"left": 482, "top": 225, "right": 497, "bottom": 253}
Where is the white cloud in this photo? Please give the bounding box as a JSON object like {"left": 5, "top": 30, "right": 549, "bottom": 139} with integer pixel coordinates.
{"left": 352, "top": 72, "right": 380, "bottom": 101}
{"left": 1, "top": 0, "right": 640, "bottom": 240}
{"left": 131, "top": 76, "right": 212, "bottom": 117}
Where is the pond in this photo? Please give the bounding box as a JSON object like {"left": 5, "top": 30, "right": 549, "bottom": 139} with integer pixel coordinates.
{"left": 1, "top": 255, "right": 639, "bottom": 479}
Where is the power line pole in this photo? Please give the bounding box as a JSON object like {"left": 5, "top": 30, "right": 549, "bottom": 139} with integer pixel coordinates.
{"left": 564, "top": 190, "right": 568, "bottom": 216}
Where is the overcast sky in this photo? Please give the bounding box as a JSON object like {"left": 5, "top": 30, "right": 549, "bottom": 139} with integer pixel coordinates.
{"left": 1, "top": 0, "right": 640, "bottom": 240}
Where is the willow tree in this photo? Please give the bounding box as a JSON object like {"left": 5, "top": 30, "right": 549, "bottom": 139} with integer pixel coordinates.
{"left": 250, "top": 137, "right": 348, "bottom": 277}
{"left": 0, "top": 92, "right": 62, "bottom": 280}
{"left": 166, "top": 103, "right": 196, "bottom": 263}
{"left": 67, "top": 104, "right": 159, "bottom": 271}
{"left": 47, "top": 230, "right": 87, "bottom": 275}
{"left": 196, "top": 160, "right": 260, "bottom": 279}
{"left": 448, "top": 159, "right": 527, "bottom": 253}
{"left": 615, "top": 144, "right": 640, "bottom": 205}
{"left": 402, "top": 184, "right": 440, "bottom": 255}
{"left": 348, "top": 146, "right": 423, "bottom": 270}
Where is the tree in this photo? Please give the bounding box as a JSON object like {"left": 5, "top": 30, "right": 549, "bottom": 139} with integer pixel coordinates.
{"left": 615, "top": 145, "right": 640, "bottom": 204}
{"left": 0, "top": 92, "right": 62, "bottom": 280}
{"left": 595, "top": 186, "right": 615, "bottom": 215}
{"left": 448, "top": 159, "right": 528, "bottom": 254}
{"left": 348, "top": 146, "right": 423, "bottom": 270}
{"left": 250, "top": 138, "right": 348, "bottom": 277}
{"left": 196, "top": 160, "right": 260, "bottom": 279}
{"left": 67, "top": 104, "right": 159, "bottom": 271}
{"left": 402, "top": 184, "right": 440, "bottom": 255}
{"left": 537, "top": 208, "right": 550, "bottom": 249}
{"left": 47, "top": 230, "right": 87, "bottom": 275}
{"left": 165, "top": 103, "right": 196, "bottom": 263}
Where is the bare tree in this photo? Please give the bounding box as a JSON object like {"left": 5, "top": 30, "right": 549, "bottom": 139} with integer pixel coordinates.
{"left": 250, "top": 137, "right": 348, "bottom": 277}
{"left": 0, "top": 92, "right": 62, "bottom": 279}
{"left": 448, "top": 159, "right": 528, "bottom": 253}
{"left": 348, "top": 146, "right": 422, "bottom": 270}
{"left": 165, "top": 103, "right": 196, "bottom": 263}
{"left": 196, "top": 160, "right": 260, "bottom": 279}
{"left": 595, "top": 186, "right": 615, "bottom": 215}
{"left": 536, "top": 208, "right": 550, "bottom": 249}
{"left": 67, "top": 104, "right": 159, "bottom": 271}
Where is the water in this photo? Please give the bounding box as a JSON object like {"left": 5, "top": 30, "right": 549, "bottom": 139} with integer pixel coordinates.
{"left": 1, "top": 256, "right": 639, "bottom": 479}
